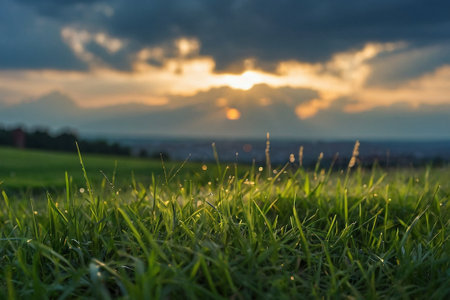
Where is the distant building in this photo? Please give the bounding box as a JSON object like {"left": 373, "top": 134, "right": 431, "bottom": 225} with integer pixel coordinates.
{"left": 12, "top": 128, "right": 26, "bottom": 148}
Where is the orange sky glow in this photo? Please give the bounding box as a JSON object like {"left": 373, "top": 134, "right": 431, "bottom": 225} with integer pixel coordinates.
{"left": 0, "top": 32, "right": 449, "bottom": 121}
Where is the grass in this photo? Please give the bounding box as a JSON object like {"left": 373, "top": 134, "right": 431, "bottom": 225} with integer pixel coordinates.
{"left": 0, "top": 145, "right": 449, "bottom": 299}
{"left": 0, "top": 146, "right": 202, "bottom": 191}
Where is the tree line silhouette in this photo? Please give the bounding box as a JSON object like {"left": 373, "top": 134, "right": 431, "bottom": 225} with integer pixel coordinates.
{"left": 0, "top": 126, "right": 130, "bottom": 156}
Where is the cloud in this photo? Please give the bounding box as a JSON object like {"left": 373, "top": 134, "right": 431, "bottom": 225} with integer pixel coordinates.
{"left": 0, "top": 0, "right": 86, "bottom": 70}
{"left": 0, "top": 42, "right": 394, "bottom": 107}
{"left": 60, "top": 27, "right": 132, "bottom": 70}
{"left": 1, "top": 0, "right": 449, "bottom": 123}
{"left": 1, "top": 87, "right": 449, "bottom": 139}
{"left": 2, "top": 41, "right": 449, "bottom": 117}
{"left": 104, "top": 0, "right": 450, "bottom": 72}
{"left": 347, "top": 65, "right": 450, "bottom": 112}
{"left": 16, "top": 0, "right": 111, "bottom": 20}
{"left": 310, "top": 100, "right": 450, "bottom": 140}
{"left": 9, "top": 0, "right": 450, "bottom": 73}
{"left": 366, "top": 43, "right": 450, "bottom": 87}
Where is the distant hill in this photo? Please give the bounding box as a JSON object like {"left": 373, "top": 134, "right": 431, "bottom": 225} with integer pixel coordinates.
{"left": 1, "top": 86, "right": 449, "bottom": 139}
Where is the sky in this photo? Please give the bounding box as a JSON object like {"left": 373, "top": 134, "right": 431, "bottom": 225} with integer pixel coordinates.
{"left": 0, "top": 0, "right": 449, "bottom": 139}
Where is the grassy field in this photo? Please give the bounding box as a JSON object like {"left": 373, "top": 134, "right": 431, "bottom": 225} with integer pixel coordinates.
{"left": 0, "top": 147, "right": 203, "bottom": 191}
{"left": 0, "top": 146, "right": 449, "bottom": 299}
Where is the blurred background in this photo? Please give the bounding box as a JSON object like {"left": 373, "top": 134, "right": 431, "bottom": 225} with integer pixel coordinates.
{"left": 1, "top": 0, "right": 449, "bottom": 165}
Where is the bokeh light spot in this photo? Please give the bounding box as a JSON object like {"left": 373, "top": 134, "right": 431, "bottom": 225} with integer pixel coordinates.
{"left": 226, "top": 108, "right": 241, "bottom": 120}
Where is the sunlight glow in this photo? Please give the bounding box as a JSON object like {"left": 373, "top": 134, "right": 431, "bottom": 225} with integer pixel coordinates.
{"left": 259, "top": 97, "right": 271, "bottom": 106}
{"left": 4, "top": 38, "right": 442, "bottom": 117}
{"left": 346, "top": 65, "right": 450, "bottom": 112}
{"left": 295, "top": 98, "right": 328, "bottom": 119}
{"left": 176, "top": 38, "right": 200, "bottom": 57}
{"left": 216, "top": 97, "right": 228, "bottom": 107}
{"left": 61, "top": 27, "right": 124, "bottom": 66}
{"left": 221, "top": 71, "right": 269, "bottom": 90}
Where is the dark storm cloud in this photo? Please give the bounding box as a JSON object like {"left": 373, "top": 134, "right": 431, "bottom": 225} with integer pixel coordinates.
{"left": 3, "top": 0, "right": 450, "bottom": 73}
{"left": 95, "top": 0, "right": 450, "bottom": 72}
{"left": 15, "top": 0, "right": 101, "bottom": 18}
{"left": 83, "top": 41, "right": 134, "bottom": 70}
{"left": 0, "top": 0, "right": 87, "bottom": 70}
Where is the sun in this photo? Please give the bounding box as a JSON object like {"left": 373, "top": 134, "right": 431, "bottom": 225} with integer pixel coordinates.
{"left": 222, "top": 71, "right": 266, "bottom": 90}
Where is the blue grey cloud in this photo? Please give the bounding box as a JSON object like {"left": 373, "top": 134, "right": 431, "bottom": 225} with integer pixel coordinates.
{"left": 2, "top": 0, "right": 449, "bottom": 75}
{"left": 366, "top": 43, "right": 450, "bottom": 87}
{"left": 0, "top": 0, "right": 86, "bottom": 70}
{"left": 103, "top": 0, "right": 450, "bottom": 72}
{"left": 1, "top": 86, "right": 449, "bottom": 139}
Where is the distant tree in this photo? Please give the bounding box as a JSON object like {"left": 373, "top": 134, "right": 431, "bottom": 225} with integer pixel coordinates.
{"left": 0, "top": 125, "right": 131, "bottom": 156}
{"left": 138, "top": 148, "right": 148, "bottom": 158}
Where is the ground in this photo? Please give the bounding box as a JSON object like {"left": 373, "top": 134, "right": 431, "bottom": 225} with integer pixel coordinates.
{"left": 0, "top": 147, "right": 449, "bottom": 299}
